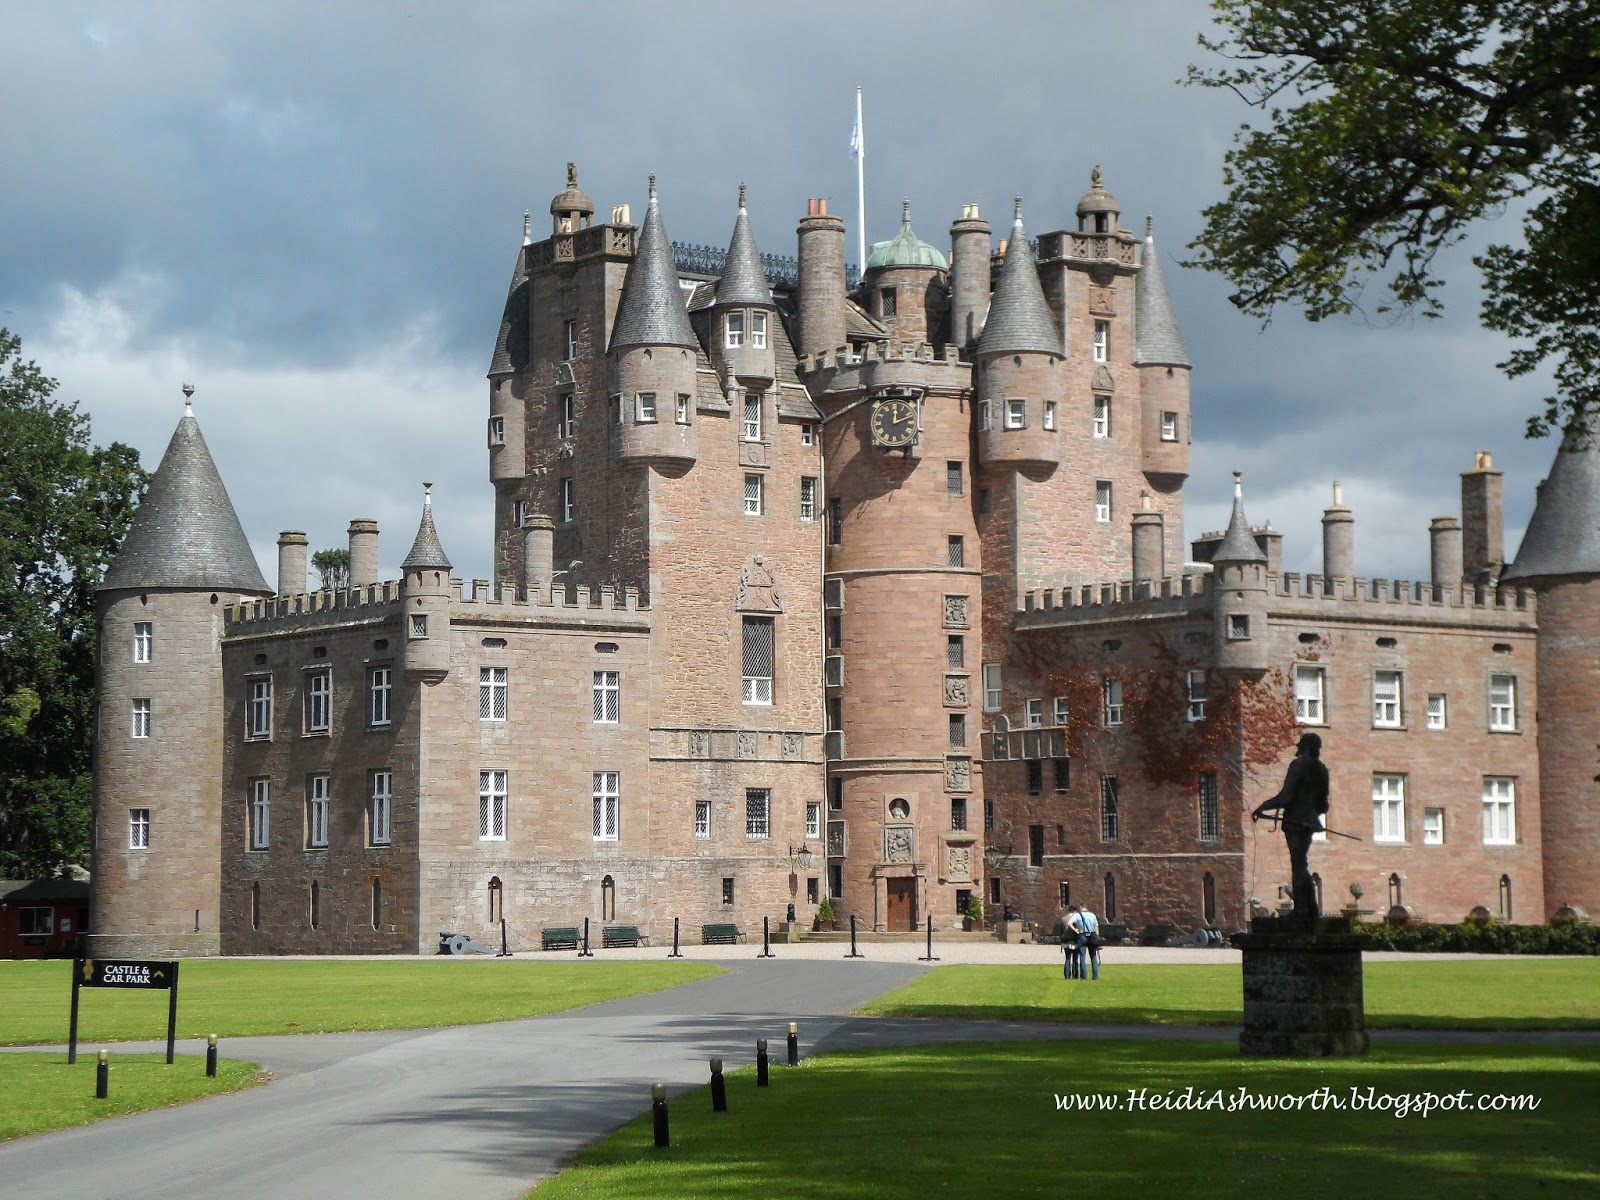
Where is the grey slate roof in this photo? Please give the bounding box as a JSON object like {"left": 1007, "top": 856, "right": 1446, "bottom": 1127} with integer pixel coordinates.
{"left": 487, "top": 241, "right": 530, "bottom": 377}
{"left": 1213, "top": 473, "right": 1268, "bottom": 563}
{"left": 977, "top": 204, "right": 1063, "bottom": 357}
{"left": 100, "top": 410, "right": 271, "bottom": 595}
{"left": 1502, "top": 414, "right": 1600, "bottom": 581}
{"left": 714, "top": 188, "right": 773, "bottom": 307}
{"left": 1133, "top": 220, "right": 1191, "bottom": 368}
{"left": 401, "top": 490, "right": 453, "bottom": 572}
{"left": 610, "top": 183, "right": 699, "bottom": 352}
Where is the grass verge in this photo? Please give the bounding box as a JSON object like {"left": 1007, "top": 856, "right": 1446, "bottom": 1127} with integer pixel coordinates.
{"left": 0, "top": 960, "right": 722, "bottom": 1045}
{"left": 855, "top": 960, "right": 1600, "bottom": 1029}
{"left": 0, "top": 1053, "right": 263, "bottom": 1141}
{"left": 531, "top": 1041, "right": 1600, "bottom": 1199}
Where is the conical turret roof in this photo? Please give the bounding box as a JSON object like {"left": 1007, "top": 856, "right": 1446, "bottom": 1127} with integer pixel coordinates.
{"left": 400, "top": 485, "right": 453, "bottom": 572}
{"left": 714, "top": 184, "right": 772, "bottom": 307}
{"left": 488, "top": 213, "right": 532, "bottom": 377}
{"left": 1212, "top": 472, "right": 1267, "bottom": 563}
{"left": 1133, "top": 218, "right": 1191, "bottom": 368}
{"left": 1502, "top": 413, "right": 1600, "bottom": 581}
{"left": 977, "top": 200, "right": 1063, "bottom": 357}
{"left": 610, "top": 177, "right": 698, "bottom": 352}
{"left": 101, "top": 406, "right": 271, "bottom": 595}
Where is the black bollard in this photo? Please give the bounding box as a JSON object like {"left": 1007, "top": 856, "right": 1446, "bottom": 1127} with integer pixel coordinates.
{"left": 845, "top": 912, "right": 864, "bottom": 958}
{"left": 651, "top": 1083, "right": 670, "bottom": 1148}
{"left": 579, "top": 916, "right": 594, "bottom": 958}
{"left": 710, "top": 1058, "right": 728, "bottom": 1112}
{"left": 95, "top": 1049, "right": 108, "bottom": 1099}
{"left": 918, "top": 912, "right": 941, "bottom": 962}
{"left": 758, "top": 914, "right": 775, "bottom": 958}
{"left": 756, "top": 1038, "right": 769, "bottom": 1086}
{"left": 669, "top": 916, "right": 682, "bottom": 958}
{"left": 497, "top": 917, "right": 511, "bottom": 957}
{"left": 786, "top": 1021, "right": 799, "bottom": 1066}
{"left": 205, "top": 1034, "right": 218, "bottom": 1078}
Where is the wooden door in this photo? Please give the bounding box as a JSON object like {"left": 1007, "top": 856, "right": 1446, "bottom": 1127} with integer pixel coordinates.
{"left": 886, "top": 878, "right": 917, "bottom": 932}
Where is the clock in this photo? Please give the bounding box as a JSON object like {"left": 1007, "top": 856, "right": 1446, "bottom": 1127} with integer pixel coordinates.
{"left": 869, "top": 397, "right": 918, "bottom": 448}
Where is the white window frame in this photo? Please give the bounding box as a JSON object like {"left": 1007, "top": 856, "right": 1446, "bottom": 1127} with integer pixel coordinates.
{"left": 564, "top": 320, "right": 578, "bottom": 361}
{"left": 636, "top": 391, "right": 657, "bottom": 423}
{"left": 370, "top": 772, "right": 392, "bottom": 846}
{"left": 1482, "top": 777, "right": 1516, "bottom": 845}
{"left": 1092, "top": 320, "right": 1109, "bottom": 362}
{"left": 592, "top": 771, "right": 620, "bottom": 842}
{"left": 726, "top": 311, "right": 745, "bottom": 348}
{"left": 1043, "top": 401, "right": 1057, "bottom": 431}
{"left": 801, "top": 423, "right": 815, "bottom": 447}
{"left": 593, "top": 670, "right": 619, "bottom": 723}
{"left": 560, "top": 393, "right": 575, "bottom": 438}
{"left": 1372, "top": 670, "right": 1402, "bottom": 728}
{"left": 249, "top": 779, "right": 271, "bottom": 850}
{"left": 1092, "top": 394, "right": 1110, "bottom": 438}
{"left": 1294, "top": 665, "right": 1326, "bottom": 725}
{"left": 1186, "top": 670, "right": 1207, "bottom": 721}
{"left": 1426, "top": 692, "right": 1447, "bottom": 730}
{"left": 307, "top": 775, "right": 330, "bottom": 849}
{"left": 479, "top": 666, "right": 508, "bottom": 722}
{"left": 132, "top": 698, "right": 151, "bottom": 739}
{"left": 981, "top": 663, "right": 1002, "bottom": 713}
{"left": 742, "top": 393, "right": 762, "bottom": 442}
{"left": 1372, "top": 774, "right": 1406, "bottom": 843}
{"left": 1094, "top": 480, "right": 1112, "bottom": 523}
{"left": 134, "top": 622, "right": 152, "bottom": 663}
{"left": 743, "top": 473, "right": 763, "bottom": 517}
{"left": 479, "top": 770, "right": 508, "bottom": 841}
{"left": 306, "top": 671, "right": 331, "bottom": 734}
{"left": 1160, "top": 411, "right": 1179, "bottom": 442}
{"left": 751, "top": 310, "right": 768, "bottom": 349}
{"left": 130, "top": 808, "right": 150, "bottom": 849}
{"left": 1025, "top": 698, "right": 1043, "bottom": 728}
{"left": 1423, "top": 806, "right": 1444, "bottom": 845}
{"left": 488, "top": 415, "right": 505, "bottom": 447}
{"left": 1103, "top": 679, "right": 1124, "bottom": 727}
{"left": 978, "top": 401, "right": 991, "bottom": 431}
{"left": 742, "top": 616, "right": 774, "bottom": 705}
{"left": 745, "top": 788, "right": 771, "bottom": 839}
{"left": 694, "top": 799, "right": 711, "bottom": 839}
{"left": 1052, "top": 696, "right": 1069, "bottom": 726}
{"left": 370, "top": 667, "right": 392, "bottom": 727}
{"left": 675, "top": 394, "right": 690, "bottom": 425}
{"left": 1489, "top": 674, "right": 1517, "bottom": 732}
{"left": 561, "top": 478, "right": 575, "bottom": 524}
{"left": 799, "top": 476, "right": 816, "bottom": 522}
{"left": 806, "top": 801, "right": 821, "bottom": 840}
{"left": 1004, "top": 398, "right": 1026, "bottom": 430}
{"left": 248, "top": 678, "right": 272, "bottom": 738}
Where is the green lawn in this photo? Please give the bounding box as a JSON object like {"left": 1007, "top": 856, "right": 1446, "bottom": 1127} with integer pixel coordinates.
{"left": 0, "top": 1053, "right": 263, "bottom": 1141}
{"left": 531, "top": 1041, "right": 1600, "bottom": 1199}
{"left": 856, "top": 960, "right": 1600, "bottom": 1029}
{"left": 0, "top": 960, "right": 722, "bottom": 1045}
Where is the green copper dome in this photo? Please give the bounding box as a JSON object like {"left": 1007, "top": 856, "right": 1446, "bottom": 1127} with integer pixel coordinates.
{"left": 865, "top": 200, "right": 947, "bottom": 271}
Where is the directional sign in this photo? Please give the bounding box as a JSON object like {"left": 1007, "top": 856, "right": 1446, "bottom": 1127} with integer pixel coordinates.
{"left": 80, "top": 958, "right": 177, "bottom": 989}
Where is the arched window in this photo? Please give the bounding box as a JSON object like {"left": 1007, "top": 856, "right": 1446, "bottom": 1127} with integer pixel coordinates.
{"left": 1103, "top": 873, "right": 1117, "bottom": 921}
{"left": 1202, "top": 872, "right": 1217, "bottom": 924}
{"left": 309, "top": 881, "right": 320, "bottom": 930}
{"left": 251, "top": 882, "right": 261, "bottom": 932}
{"left": 1498, "top": 875, "right": 1513, "bottom": 922}
{"left": 1388, "top": 873, "right": 1403, "bottom": 910}
{"left": 601, "top": 875, "right": 616, "bottom": 922}
{"left": 487, "top": 876, "right": 503, "bottom": 925}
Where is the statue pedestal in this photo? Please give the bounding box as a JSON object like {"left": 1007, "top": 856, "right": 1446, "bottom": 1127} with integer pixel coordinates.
{"left": 1234, "top": 915, "right": 1371, "bottom": 1057}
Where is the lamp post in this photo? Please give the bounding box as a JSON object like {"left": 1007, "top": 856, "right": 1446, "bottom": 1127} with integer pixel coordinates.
{"left": 789, "top": 843, "right": 815, "bottom": 873}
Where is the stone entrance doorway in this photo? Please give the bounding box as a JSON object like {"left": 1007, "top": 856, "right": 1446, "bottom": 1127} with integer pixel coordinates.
{"left": 885, "top": 877, "right": 917, "bottom": 931}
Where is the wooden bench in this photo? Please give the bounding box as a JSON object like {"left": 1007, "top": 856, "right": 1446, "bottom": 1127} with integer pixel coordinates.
{"left": 701, "top": 923, "right": 746, "bottom": 945}
{"left": 1100, "top": 922, "right": 1130, "bottom": 945}
{"left": 1138, "top": 922, "right": 1178, "bottom": 946}
{"left": 541, "top": 926, "right": 580, "bottom": 951}
{"left": 601, "top": 925, "right": 650, "bottom": 949}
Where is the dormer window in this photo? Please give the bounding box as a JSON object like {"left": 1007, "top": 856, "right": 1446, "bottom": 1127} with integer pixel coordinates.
{"left": 751, "top": 311, "right": 767, "bottom": 349}
{"left": 726, "top": 312, "right": 745, "bottom": 348}
{"left": 1093, "top": 321, "right": 1110, "bottom": 363}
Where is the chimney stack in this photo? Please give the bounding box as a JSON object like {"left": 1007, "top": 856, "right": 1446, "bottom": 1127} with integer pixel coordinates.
{"left": 948, "top": 204, "right": 992, "bottom": 352}
{"left": 521, "top": 513, "right": 555, "bottom": 598}
{"left": 1461, "top": 450, "right": 1504, "bottom": 585}
{"left": 795, "top": 199, "right": 847, "bottom": 358}
{"left": 1130, "top": 492, "right": 1163, "bottom": 591}
{"left": 1321, "top": 481, "right": 1353, "bottom": 591}
{"left": 276, "top": 530, "right": 308, "bottom": 597}
{"left": 348, "top": 519, "right": 379, "bottom": 589}
{"left": 1429, "top": 516, "right": 1463, "bottom": 591}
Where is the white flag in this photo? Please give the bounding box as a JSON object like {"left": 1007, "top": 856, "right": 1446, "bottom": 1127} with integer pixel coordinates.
{"left": 849, "top": 116, "right": 861, "bottom": 159}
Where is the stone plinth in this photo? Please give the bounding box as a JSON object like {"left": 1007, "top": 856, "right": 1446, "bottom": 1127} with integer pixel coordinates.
{"left": 1235, "top": 915, "right": 1371, "bottom": 1057}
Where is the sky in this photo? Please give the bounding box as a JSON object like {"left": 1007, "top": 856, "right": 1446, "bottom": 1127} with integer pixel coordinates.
{"left": 0, "top": 1, "right": 1562, "bottom": 587}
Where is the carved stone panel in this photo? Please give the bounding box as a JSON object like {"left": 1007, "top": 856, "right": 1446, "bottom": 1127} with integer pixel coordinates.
{"left": 1088, "top": 285, "right": 1116, "bottom": 315}
{"left": 944, "top": 675, "right": 969, "bottom": 707}
{"left": 734, "top": 555, "right": 784, "bottom": 613}
{"left": 736, "top": 730, "right": 758, "bottom": 760}
{"left": 947, "top": 844, "right": 973, "bottom": 883}
{"left": 945, "top": 756, "right": 972, "bottom": 792}
{"left": 943, "top": 594, "right": 968, "bottom": 627}
{"left": 826, "top": 820, "right": 847, "bottom": 859}
{"left": 1091, "top": 365, "right": 1115, "bottom": 392}
{"left": 689, "top": 730, "right": 709, "bottom": 759}
{"left": 781, "top": 732, "right": 803, "bottom": 761}
{"left": 884, "top": 826, "right": 915, "bottom": 864}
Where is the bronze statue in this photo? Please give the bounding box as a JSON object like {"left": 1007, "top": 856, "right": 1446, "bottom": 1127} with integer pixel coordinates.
{"left": 1252, "top": 732, "right": 1330, "bottom": 917}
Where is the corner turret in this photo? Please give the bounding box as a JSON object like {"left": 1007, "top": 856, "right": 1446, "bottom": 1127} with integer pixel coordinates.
{"left": 713, "top": 183, "right": 777, "bottom": 386}
{"left": 862, "top": 199, "right": 947, "bottom": 345}
{"left": 401, "top": 482, "right": 454, "bottom": 680}
{"left": 487, "top": 212, "right": 531, "bottom": 486}
{"left": 1134, "top": 216, "right": 1191, "bottom": 487}
{"left": 1210, "top": 472, "right": 1269, "bottom": 675}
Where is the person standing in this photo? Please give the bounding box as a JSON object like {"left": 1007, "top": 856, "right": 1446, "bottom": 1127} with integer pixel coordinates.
{"left": 1061, "top": 910, "right": 1080, "bottom": 979}
{"left": 1075, "top": 904, "right": 1101, "bottom": 980}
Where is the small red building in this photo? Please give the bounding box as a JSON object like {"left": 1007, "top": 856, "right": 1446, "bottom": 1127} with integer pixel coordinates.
{"left": 1, "top": 878, "right": 90, "bottom": 958}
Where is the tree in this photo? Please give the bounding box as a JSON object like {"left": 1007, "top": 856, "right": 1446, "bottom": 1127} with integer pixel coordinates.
{"left": 1186, "top": 1, "right": 1600, "bottom": 436}
{"left": 311, "top": 548, "right": 350, "bottom": 591}
{"left": 0, "top": 329, "right": 148, "bottom": 877}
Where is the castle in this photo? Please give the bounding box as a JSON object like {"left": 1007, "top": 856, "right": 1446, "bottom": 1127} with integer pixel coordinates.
{"left": 87, "top": 164, "right": 1599, "bottom": 957}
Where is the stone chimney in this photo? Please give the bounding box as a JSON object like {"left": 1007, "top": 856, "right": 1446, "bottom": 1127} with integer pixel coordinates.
{"left": 276, "top": 530, "right": 308, "bottom": 597}
{"left": 1321, "top": 482, "right": 1353, "bottom": 591}
{"left": 1429, "top": 516, "right": 1463, "bottom": 591}
{"left": 948, "top": 203, "right": 992, "bottom": 352}
{"left": 1130, "top": 492, "right": 1163, "bottom": 590}
{"left": 348, "top": 519, "right": 379, "bottom": 589}
{"left": 1461, "top": 450, "right": 1504, "bottom": 585}
{"left": 795, "top": 198, "right": 847, "bottom": 357}
{"left": 521, "top": 513, "right": 555, "bottom": 598}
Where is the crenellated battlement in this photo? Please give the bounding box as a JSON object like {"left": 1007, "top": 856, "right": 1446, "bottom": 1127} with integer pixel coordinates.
{"left": 796, "top": 340, "right": 973, "bottom": 394}
{"left": 1270, "top": 572, "right": 1536, "bottom": 624}
{"left": 1015, "top": 573, "right": 1212, "bottom": 627}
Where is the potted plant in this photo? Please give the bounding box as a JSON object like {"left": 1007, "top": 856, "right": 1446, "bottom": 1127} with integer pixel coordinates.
{"left": 964, "top": 895, "right": 983, "bottom": 931}
{"left": 815, "top": 896, "right": 836, "bottom": 932}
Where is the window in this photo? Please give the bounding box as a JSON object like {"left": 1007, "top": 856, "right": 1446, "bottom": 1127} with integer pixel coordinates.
{"left": 370, "top": 772, "right": 392, "bottom": 846}
{"left": 695, "top": 800, "right": 711, "bottom": 839}
{"left": 479, "top": 666, "right": 508, "bottom": 721}
{"left": 982, "top": 663, "right": 1001, "bottom": 712}
{"left": 880, "top": 287, "right": 897, "bottom": 316}
{"left": 306, "top": 776, "right": 329, "bottom": 848}
{"left": 1094, "top": 480, "right": 1112, "bottom": 523}
{"left": 828, "top": 497, "right": 843, "bottom": 545}
{"left": 1372, "top": 774, "right": 1406, "bottom": 842}
{"left": 947, "top": 636, "right": 965, "bottom": 669}
{"left": 479, "top": 770, "right": 507, "bottom": 841}
{"left": 249, "top": 678, "right": 272, "bottom": 738}
{"left": 1100, "top": 775, "right": 1120, "bottom": 841}
{"left": 410, "top": 613, "right": 428, "bottom": 638}
{"left": 1054, "top": 758, "right": 1071, "bottom": 790}
{"left": 1294, "top": 665, "right": 1325, "bottom": 724}
{"left": 991, "top": 715, "right": 1010, "bottom": 760}
{"left": 806, "top": 801, "right": 821, "bottom": 840}
{"left": 636, "top": 392, "right": 657, "bottom": 422}
{"left": 563, "top": 319, "right": 578, "bottom": 361}
{"left": 1004, "top": 399, "right": 1026, "bottom": 430}
{"left": 131, "top": 698, "right": 151, "bottom": 739}
{"left": 488, "top": 415, "right": 505, "bottom": 447}
{"left": 592, "top": 771, "right": 619, "bottom": 841}
{"left": 1161, "top": 411, "right": 1179, "bottom": 442}
{"left": 743, "top": 474, "right": 763, "bottom": 516}
{"left": 1186, "top": 670, "right": 1207, "bottom": 721}
{"left": 1373, "top": 671, "right": 1402, "bottom": 728}
{"left": 978, "top": 401, "right": 991, "bottom": 431}
{"left": 1103, "top": 679, "right": 1123, "bottom": 726}
{"left": 1026, "top": 760, "right": 1043, "bottom": 794}
{"left": 1092, "top": 395, "right": 1110, "bottom": 438}
{"left": 249, "top": 779, "right": 270, "bottom": 850}
{"left": 1043, "top": 401, "right": 1057, "bottom": 431}
{"left": 1029, "top": 824, "right": 1045, "bottom": 867}
{"left": 1059, "top": 882, "right": 1071, "bottom": 908}
{"left": 251, "top": 882, "right": 262, "bottom": 930}
{"left": 371, "top": 878, "right": 382, "bottom": 930}
{"left": 129, "top": 808, "right": 150, "bottom": 849}
{"left": 1092, "top": 320, "right": 1109, "bottom": 362}
{"left": 801, "top": 423, "right": 815, "bottom": 447}
{"left": 1427, "top": 693, "right": 1447, "bottom": 730}
{"left": 675, "top": 394, "right": 690, "bottom": 425}
{"left": 989, "top": 877, "right": 1001, "bottom": 904}
{"left": 1198, "top": 773, "right": 1219, "bottom": 841}
{"left": 1423, "top": 807, "right": 1444, "bottom": 845}
{"left": 947, "top": 461, "right": 963, "bottom": 496}
{"left": 795, "top": 476, "right": 817, "bottom": 523}
{"left": 947, "top": 536, "right": 964, "bottom": 567}
{"left": 742, "top": 616, "right": 774, "bottom": 704}
{"left": 985, "top": 798, "right": 995, "bottom": 831}
{"left": 560, "top": 393, "right": 576, "bottom": 438}
{"left": 949, "top": 713, "right": 966, "bottom": 746}
{"left": 751, "top": 310, "right": 767, "bottom": 348}
{"left": 1025, "top": 698, "right": 1043, "bottom": 728}
{"left": 826, "top": 696, "right": 842, "bottom": 731}
{"left": 950, "top": 797, "right": 968, "bottom": 832}
{"left": 722, "top": 877, "right": 735, "bottom": 905}
{"left": 367, "top": 667, "right": 392, "bottom": 727}
{"left": 1489, "top": 675, "right": 1517, "bottom": 731}
{"left": 134, "top": 622, "right": 152, "bottom": 663}
{"left": 303, "top": 671, "right": 331, "bottom": 733}
{"left": 1052, "top": 697, "right": 1069, "bottom": 726}
{"left": 827, "top": 615, "right": 842, "bottom": 650}
{"left": 742, "top": 394, "right": 762, "bottom": 441}
{"left": 18, "top": 907, "right": 53, "bottom": 935}
{"left": 745, "top": 788, "right": 771, "bottom": 838}
{"left": 561, "top": 478, "right": 575, "bottom": 523}
{"left": 1482, "top": 777, "right": 1516, "bottom": 845}
{"left": 593, "top": 671, "right": 619, "bottom": 723}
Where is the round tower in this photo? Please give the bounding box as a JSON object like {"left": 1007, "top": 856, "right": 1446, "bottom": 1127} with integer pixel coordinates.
{"left": 1210, "top": 472, "right": 1269, "bottom": 675}
{"left": 1134, "top": 216, "right": 1192, "bottom": 490}
{"left": 91, "top": 392, "right": 273, "bottom": 958}
{"left": 711, "top": 183, "right": 777, "bottom": 386}
{"left": 400, "top": 483, "right": 454, "bottom": 681}
{"left": 796, "top": 198, "right": 848, "bottom": 358}
{"left": 862, "top": 199, "right": 947, "bottom": 346}
{"left": 947, "top": 204, "right": 991, "bottom": 354}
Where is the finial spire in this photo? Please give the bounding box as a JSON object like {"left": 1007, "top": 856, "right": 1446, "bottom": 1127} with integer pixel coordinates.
{"left": 566, "top": 162, "right": 578, "bottom": 189}
{"left": 738, "top": 181, "right": 747, "bottom": 209}
{"left": 1012, "top": 195, "right": 1023, "bottom": 226}
{"left": 901, "top": 197, "right": 911, "bottom": 225}
{"left": 1233, "top": 470, "right": 1244, "bottom": 499}
{"left": 522, "top": 211, "right": 533, "bottom": 245}
{"left": 423, "top": 480, "right": 433, "bottom": 507}
{"left": 1091, "top": 164, "right": 1103, "bottom": 188}
{"left": 648, "top": 173, "right": 657, "bottom": 201}
{"left": 1145, "top": 213, "right": 1153, "bottom": 238}
{"left": 182, "top": 382, "right": 195, "bottom": 413}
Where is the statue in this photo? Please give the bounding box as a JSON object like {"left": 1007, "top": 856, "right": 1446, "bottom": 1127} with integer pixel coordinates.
{"left": 1251, "top": 732, "right": 1330, "bottom": 917}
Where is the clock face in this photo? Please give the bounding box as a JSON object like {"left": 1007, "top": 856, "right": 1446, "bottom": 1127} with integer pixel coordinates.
{"left": 870, "top": 397, "right": 918, "bottom": 448}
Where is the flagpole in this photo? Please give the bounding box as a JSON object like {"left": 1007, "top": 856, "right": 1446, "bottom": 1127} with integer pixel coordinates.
{"left": 855, "top": 86, "right": 866, "bottom": 277}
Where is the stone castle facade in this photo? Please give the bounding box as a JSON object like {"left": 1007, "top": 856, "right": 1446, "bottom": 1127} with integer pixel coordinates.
{"left": 87, "top": 164, "right": 1599, "bottom": 956}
